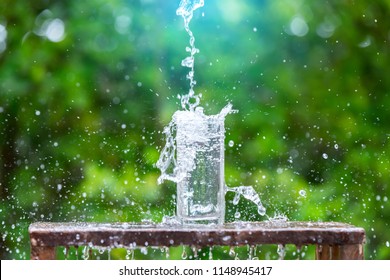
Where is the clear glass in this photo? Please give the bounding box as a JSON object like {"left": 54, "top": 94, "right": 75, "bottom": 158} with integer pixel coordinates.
{"left": 175, "top": 111, "right": 225, "bottom": 225}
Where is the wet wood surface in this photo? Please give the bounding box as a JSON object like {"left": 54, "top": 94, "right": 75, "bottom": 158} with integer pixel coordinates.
{"left": 29, "top": 221, "right": 365, "bottom": 260}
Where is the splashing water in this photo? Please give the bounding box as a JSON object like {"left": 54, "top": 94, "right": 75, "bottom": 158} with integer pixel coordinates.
{"left": 228, "top": 186, "right": 267, "bottom": 216}
{"left": 157, "top": 104, "right": 234, "bottom": 185}
{"left": 268, "top": 212, "right": 289, "bottom": 224}
{"left": 157, "top": 0, "right": 266, "bottom": 224}
{"left": 157, "top": 104, "right": 235, "bottom": 224}
{"left": 156, "top": 104, "right": 267, "bottom": 223}
{"left": 176, "top": 0, "right": 204, "bottom": 111}
{"left": 156, "top": 0, "right": 207, "bottom": 182}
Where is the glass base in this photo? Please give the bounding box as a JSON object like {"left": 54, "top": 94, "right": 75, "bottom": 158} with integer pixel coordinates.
{"left": 177, "top": 215, "right": 224, "bottom": 226}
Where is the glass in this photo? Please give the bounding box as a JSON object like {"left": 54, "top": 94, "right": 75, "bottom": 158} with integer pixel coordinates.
{"left": 175, "top": 110, "right": 225, "bottom": 225}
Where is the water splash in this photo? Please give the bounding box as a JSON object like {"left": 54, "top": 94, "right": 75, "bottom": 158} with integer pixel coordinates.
{"left": 156, "top": 120, "right": 178, "bottom": 184}
{"left": 157, "top": 104, "right": 235, "bottom": 225}
{"left": 228, "top": 186, "right": 267, "bottom": 216}
{"left": 157, "top": 104, "right": 267, "bottom": 222}
{"left": 157, "top": 104, "right": 234, "bottom": 185}
{"left": 157, "top": 0, "right": 267, "bottom": 224}
{"left": 176, "top": 0, "right": 204, "bottom": 111}
{"left": 268, "top": 212, "right": 289, "bottom": 224}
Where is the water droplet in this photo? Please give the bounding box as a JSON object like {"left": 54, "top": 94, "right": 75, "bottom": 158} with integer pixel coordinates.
{"left": 98, "top": 247, "right": 105, "bottom": 254}
{"left": 234, "top": 211, "right": 241, "bottom": 219}
{"left": 229, "top": 247, "right": 236, "bottom": 257}
{"left": 126, "top": 248, "right": 135, "bottom": 260}
{"left": 290, "top": 16, "right": 309, "bottom": 37}
{"left": 228, "top": 140, "right": 234, "bottom": 147}
{"left": 45, "top": 18, "right": 65, "bottom": 42}
{"left": 82, "top": 246, "right": 90, "bottom": 260}
{"left": 63, "top": 247, "right": 69, "bottom": 259}
{"left": 248, "top": 245, "right": 255, "bottom": 260}
{"left": 191, "top": 246, "right": 199, "bottom": 259}
{"left": 209, "top": 246, "right": 214, "bottom": 260}
{"left": 181, "top": 56, "right": 194, "bottom": 68}
{"left": 232, "top": 192, "right": 240, "bottom": 205}
{"left": 164, "top": 247, "right": 170, "bottom": 259}
{"left": 295, "top": 245, "right": 302, "bottom": 260}
{"left": 258, "top": 205, "right": 266, "bottom": 216}
{"left": 299, "top": 189, "right": 307, "bottom": 197}
{"left": 35, "top": 110, "right": 41, "bottom": 116}
{"left": 140, "top": 247, "right": 148, "bottom": 255}
{"left": 181, "top": 246, "right": 188, "bottom": 259}
{"left": 386, "top": 241, "right": 389, "bottom": 247}
{"left": 107, "top": 248, "right": 111, "bottom": 260}
{"left": 322, "top": 153, "right": 328, "bottom": 159}
{"left": 277, "top": 244, "right": 286, "bottom": 260}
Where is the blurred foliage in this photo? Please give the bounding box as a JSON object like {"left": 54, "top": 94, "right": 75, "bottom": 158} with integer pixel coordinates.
{"left": 0, "top": 0, "right": 389, "bottom": 259}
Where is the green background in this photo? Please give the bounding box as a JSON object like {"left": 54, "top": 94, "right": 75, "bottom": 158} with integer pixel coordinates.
{"left": 0, "top": 0, "right": 389, "bottom": 259}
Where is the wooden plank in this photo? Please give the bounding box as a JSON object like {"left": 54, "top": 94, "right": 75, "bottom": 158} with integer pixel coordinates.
{"left": 29, "top": 221, "right": 365, "bottom": 249}
{"left": 339, "top": 244, "right": 364, "bottom": 260}
{"left": 316, "top": 244, "right": 337, "bottom": 260}
{"left": 316, "top": 244, "right": 364, "bottom": 260}
{"left": 30, "top": 246, "right": 56, "bottom": 260}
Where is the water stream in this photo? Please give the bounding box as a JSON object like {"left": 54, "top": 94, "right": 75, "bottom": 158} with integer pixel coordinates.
{"left": 157, "top": 0, "right": 267, "bottom": 225}
{"left": 176, "top": 0, "right": 204, "bottom": 110}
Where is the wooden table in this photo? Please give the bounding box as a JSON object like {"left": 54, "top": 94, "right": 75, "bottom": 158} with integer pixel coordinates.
{"left": 29, "top": 221, "right": 366, "bottom": 260}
